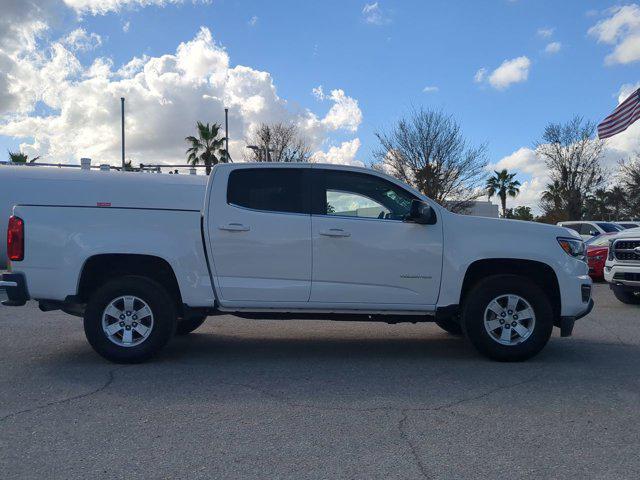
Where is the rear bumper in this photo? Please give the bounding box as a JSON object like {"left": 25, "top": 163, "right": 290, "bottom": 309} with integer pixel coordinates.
{"left": 0, "top": 273, "right": 30, "bottom": 306}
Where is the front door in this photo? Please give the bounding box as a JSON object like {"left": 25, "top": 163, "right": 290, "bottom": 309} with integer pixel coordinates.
{"left": 310, "top": 168, "right": 443, "bottom": 308}
{"left": 207, "top": 165, "right": 312, "bottom": 303}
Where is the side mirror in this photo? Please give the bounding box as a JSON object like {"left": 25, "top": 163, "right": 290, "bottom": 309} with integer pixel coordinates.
{"left": 406, "top": 200, "right": 436, "bottom": 225}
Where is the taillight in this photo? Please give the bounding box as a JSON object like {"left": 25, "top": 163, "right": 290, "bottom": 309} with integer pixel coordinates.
{"left": 7, "top": 216, "right": 24, "bottom": 261}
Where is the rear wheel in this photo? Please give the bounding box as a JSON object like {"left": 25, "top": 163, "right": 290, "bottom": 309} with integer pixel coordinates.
{"left": 176, "top": 315, "right": 207, "bottom": 335}
{"left": 461, "top": 275, "right": 553, "bottom": 362}
{"left": 84, "top": 276, "right": 177, "bottom": 363}
{"left": 611, "top": 286, "right": 640, "bottom": 305}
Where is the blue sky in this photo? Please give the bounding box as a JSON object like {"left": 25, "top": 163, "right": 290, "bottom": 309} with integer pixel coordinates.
{"left": 1, "top": 0, "right": 639, "bottom": 210}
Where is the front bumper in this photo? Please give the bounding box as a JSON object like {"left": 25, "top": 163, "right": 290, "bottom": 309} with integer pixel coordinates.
{"left": 558, "top": 298, "right": 593, "bottom": 337}
{"left": 604, "top": 262, "right": 640, "bottom": 288}
{"left": 557, "top": 278, "right": 593, "bottom": 337}
{"left": 0, "top": 273, "right": 30, "bottom": 306}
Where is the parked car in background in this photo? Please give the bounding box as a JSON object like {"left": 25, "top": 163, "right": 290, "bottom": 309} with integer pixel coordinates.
{"left": 604, "top": 228, "right": 640, "bottom": 305}
{"left": 586, "top": 233, "right": 618, "bottom": 280}
{"left": 558, "top": 221, "right": 623, "bottom": 240}
{"left": 616, "top": 221, "right": 640, "bottom": 230}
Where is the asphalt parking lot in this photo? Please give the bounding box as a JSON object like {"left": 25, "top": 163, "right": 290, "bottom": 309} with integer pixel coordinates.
{"left": 1, "top": 283, "right": 639, "bottom": 480}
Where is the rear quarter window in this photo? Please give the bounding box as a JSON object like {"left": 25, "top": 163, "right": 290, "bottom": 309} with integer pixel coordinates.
{"left": 227, "top": 168, "right": 309, "bottom": 214}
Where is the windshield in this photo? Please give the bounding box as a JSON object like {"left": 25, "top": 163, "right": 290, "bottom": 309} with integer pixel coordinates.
{"left": 596, "top": 222, "right": 623, "bottom": 233}
{"left": 586, "top": 234, "right": 615, "bottom": 246}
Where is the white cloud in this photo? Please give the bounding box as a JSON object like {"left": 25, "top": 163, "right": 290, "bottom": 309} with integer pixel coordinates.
{"left": 423, "top": 85, "right": 439, "bottom": 93}
{"left": 312, "top": 86, "right": 362, "bottom": 132}
{"left": 588, "top": 4, "right": 640, "bottom": 65}
{"left": 62, "top": 28, "right": 102, "bottom": 51}
{"left": 0, "top": 27, "right": 363, "bottom": 168}
{"left": 490, "top": 147, "right": 543, "bottom": 177}
{"left": 311, "top": 139, "right": 363, "bottom": 166}
{"left": 545, "top": 41, "right": 561, "bottom": 54}
{"left": 537, "top": 27, "right": 555, "bottom": 38}
{"left": 487, "top": 56, "right": 531, "bottom": 90}
{"left": 362, "top": 2, "right": 388, "bottom": 25}
{"left": 123, "top": 21, "right": 130, "bottom": 33}
{"left": 312, "top": 85, "right": 325, "bottom": 100}
{"left": 474, "top": 67, "right": 487, "bottom": 83}
{"left": 62, "top": 0, "right": 191, "bottom": 15}
{"left": 248, "top": 15, "right": 258, "bottom": 27}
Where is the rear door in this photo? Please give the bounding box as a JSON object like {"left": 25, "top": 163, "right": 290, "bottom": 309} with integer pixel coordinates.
{"left": 206, "top": 165, "right": 312, "bottom": 303}
{"left": 309, "top": 168, "right": 443, "bottom": 308}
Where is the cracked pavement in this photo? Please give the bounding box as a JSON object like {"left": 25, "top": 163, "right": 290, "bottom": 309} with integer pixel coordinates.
{"left": 1, "top": 284, "right": 640, "bottom": 479}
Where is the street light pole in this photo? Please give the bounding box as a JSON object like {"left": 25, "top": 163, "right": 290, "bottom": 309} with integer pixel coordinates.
{"left": 247, "top": 145, "right": 275, "bottom": 162}
{"left": 224, "top": 107, "right": 230, "bottom": 162}
{"left": 120, "top": 97, "right": 125, "bottom": 170}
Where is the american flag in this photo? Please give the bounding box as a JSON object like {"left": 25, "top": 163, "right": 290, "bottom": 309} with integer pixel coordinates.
{"left": 598, "top": 87, "right": 640, "bottom": 139}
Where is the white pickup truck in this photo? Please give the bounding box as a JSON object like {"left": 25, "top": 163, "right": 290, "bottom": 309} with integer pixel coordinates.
{"left": 604, "top": 229, "right": 640, "bottom": 305}
{"left": 1, "top": 163, "right": 593, "bottom": 363}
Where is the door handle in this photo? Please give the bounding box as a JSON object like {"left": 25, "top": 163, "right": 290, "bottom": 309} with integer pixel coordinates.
{"left": 319, "top": 228, "right": 351, "bottom": 237}
{"left": 219, "top": 223, "right": 250, "bottom": 232}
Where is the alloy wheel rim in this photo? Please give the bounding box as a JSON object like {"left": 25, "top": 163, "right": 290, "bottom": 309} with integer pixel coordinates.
{"left": 101, "top": 296, "right": 154, "bottom": 347}
{"left": 483, "top": 294, "right": 536, "bottom": 346}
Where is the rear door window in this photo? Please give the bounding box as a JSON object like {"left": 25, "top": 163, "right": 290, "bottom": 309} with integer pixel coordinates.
{"left": 579, "top": 223, "right": 598, "bottom": 236}
{"left": 227, "top": 168, "right": 310, "bottom": 214}
{"left": 563, "top": 223, "right": 581, "bottom": 233}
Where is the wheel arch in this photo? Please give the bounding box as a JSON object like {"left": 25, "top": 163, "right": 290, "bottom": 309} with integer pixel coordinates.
{"left": 460, "top": 258, "right": 561, "bottom": 322}
{"left": 77, "top": 254, "right": 183, "bottom": 314}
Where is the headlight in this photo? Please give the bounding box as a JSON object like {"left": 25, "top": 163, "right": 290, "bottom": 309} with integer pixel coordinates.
{"left": 557, "top": 237, "right": 586, "bottom": 261}
{"left": 608, "top": 240, "right": 615, "bottom": 261}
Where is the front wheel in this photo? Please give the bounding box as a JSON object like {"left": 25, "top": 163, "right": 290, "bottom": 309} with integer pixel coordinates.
{"left": 611, "top": 286, "right": 640, "bottom": 305}
{"left": 461, "top": 275, "right": 553, "bottom": 362}
{"left": 84, "top": 276, "right": 177, "bottom": 363}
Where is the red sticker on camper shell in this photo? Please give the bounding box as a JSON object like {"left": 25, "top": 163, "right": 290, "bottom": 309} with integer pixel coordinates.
{"left": 97, "top": 202, "right": 111, "bottom": 207}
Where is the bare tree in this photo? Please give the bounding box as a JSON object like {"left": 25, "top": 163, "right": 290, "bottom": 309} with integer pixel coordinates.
{"left": 536, "top": 116, "right": 605, "bottom": 220}
{"left": 372, "top": 108, "right": 488, "bottom": 213}
{"left": 245, "top": 122, "right": 311, "bottom": 163}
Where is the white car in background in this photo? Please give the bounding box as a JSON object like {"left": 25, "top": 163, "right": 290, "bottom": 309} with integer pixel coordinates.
{"left": 558, "top": 221, "right": 623, "bottom": 240}
{"left": 616, "top": 221, "right": 640, "bottom": 230}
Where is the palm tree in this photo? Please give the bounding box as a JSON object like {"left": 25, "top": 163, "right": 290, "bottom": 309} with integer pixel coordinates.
{"left": 486, "top": 169, "right": 521, "bottom": 217}
{"left": 607, "top": 186, "right": 626, "bottom": 221}
{"left": 541, "top": 181, "right": 564, "bottom": 210}
{"left": 185, "top": 122, "right": 228, "bottom": 175}
{"left": 590, "top": 188, "right": 610, "bottom": 219}
{"left": 8, "top": 150, "right": 39, "bottom": 164}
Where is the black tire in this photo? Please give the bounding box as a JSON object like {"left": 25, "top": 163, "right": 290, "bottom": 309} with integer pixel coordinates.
{"left": 435, "top": 319, "right": 463, "bottom": 336}
{"left": 176, "top": 315, "right": 207, "bottom": 335}
{"left": 611, "top": 286, "right": 640, "bottom": 305}
{"left": 84, "top": 276, "right": 177, "bottom": 363}
{"left": 461, "top": 274, "right": 553, "bottom": 362}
